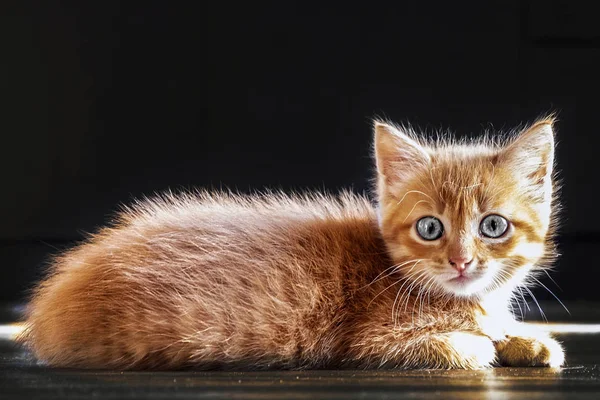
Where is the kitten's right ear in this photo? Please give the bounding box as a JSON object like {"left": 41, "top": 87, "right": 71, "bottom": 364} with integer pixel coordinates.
{"left": 374, "top": 121, "right": 430, "bottom": 186}
{"left": 499, "top": 118, "right": 555, "bottom": 202}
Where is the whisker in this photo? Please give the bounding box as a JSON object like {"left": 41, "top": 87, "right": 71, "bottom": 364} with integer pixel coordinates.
{"left": 391, "top": 283, "right": 405, "bottom": 329}
{"left": 392, "top": 266, "right": 426, "bottom": 324}
{"left": 428, "top": 167, "right": 444, "bottom": 201}
{"left": 404, "top": 259, "right": 426, "bottom": 274}
{"left": 362, "top": 259, "right": 423, "bottom": 289}
{"left": 411, "top": 284, "right": 422, "bottom": 325}
{"left": 401, "top": 278, "right": 420, "bottom": 315}
{"left": 392, "top": 273, "right": 420, "bottom": 327}
{"left": 418, "top": 275, "right": 436, "bottom": 319}
{"left": 542, "top": 269, "right": 562, "bottom": 291}
{"left": 507, "top": 296, "right": 516, "bottom": 317}
{"left": 518, "top": 287, "right": 531, "bottom": 312}
{"left": 412, "top": 272, "right": 431, "bottom": 323}
{"left": 367, "top": 279, "right": 403, "bottom": 308}
{"left": 396, "top": 190, "right": 436, "bottom": 207}
{"left": 426, "top": 279, "right": 435, "bottom": 314}
{"left": 370, "top": 262, "right": 427, "bottom": 311}
{"left": 512, "top": 291, "right": 524, "bottom": 321}
{"left": 403, "top": 272, "right": 428, "bottom": 322}
{"left": 402, "top": 200, "right": 432, "bottom": 223}
{"left": 493, "top": 268, "right": 512, "bottom": 282}
{"left": 523, "top": 286, "right": 547, "bottom": 322}
{"left": 531, "top": 276, "right": 570, "bottom": 315}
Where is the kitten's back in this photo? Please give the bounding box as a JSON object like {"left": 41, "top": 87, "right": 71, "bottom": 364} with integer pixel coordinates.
{"left": 21, "top": 191, "right": 389, "bottom": 369}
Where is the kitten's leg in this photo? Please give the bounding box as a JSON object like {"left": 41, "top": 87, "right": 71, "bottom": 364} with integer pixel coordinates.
{"left": 347, "top": 330, "right": 496, "bottom": 369}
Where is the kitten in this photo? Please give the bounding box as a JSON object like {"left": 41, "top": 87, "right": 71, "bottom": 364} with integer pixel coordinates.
{"left": 19, "top": 118, "right": 564, "bottom": 370}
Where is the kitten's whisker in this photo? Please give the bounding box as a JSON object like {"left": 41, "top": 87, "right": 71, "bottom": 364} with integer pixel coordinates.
{"left": 427, "top": 167, "right": 444, "bottom": 201}
{"left": 426, "top": 280, "right": 434, "bottom": 314}
{"left": 402, "top": 200, "right": 432, "bottom": 223}
{"left": 508, "top": 298, "right": 516, "bottom": 317}
{"left": 523, "top": 286, "right": 547, "bottom": 322}
{"left": 418, "top": 275, "right": 436, "bottom": 319}
{"left": 363, "top": 259, "right": 423, "bottom": 288}
{"left": 412, "top": 273, "right": 430, "bottom": 322}
{"left": 411, "top": 286, "right": 422, "bottom": 325}
{"left": 392, "top": 270, "right": 422, "bottom": 327}
{"left": 392, "top": 261, "right": 426, "bottom": 318}
{"left": 518, "top": 287, "right": 531, "bottom": 312}
{"left": 370, "top": 267, "right": 426, "bottom": 310}
{"left": 403, "top": 259, "right": 425, "bottom": 275}
{"left": 391, "top": 283, "right": 405, "bottom": 329}
{"left": 367, "top": 279, "right": 403, "bottom": 308}
{"left": 511, "top": 291, "right": 525, "bottom": 321}
{"left": 364, "top": 269, "right": 402, "bottom": 288}
{"left": 488, "top": 275, "right": 503, "bottom": 296}
{"left": 531, "top": 277, "right": 570, "bottom": 315}
{"left": 395, "top": 190, "right": 436, "bottom": 207}
{"left": 495, "top": 269, "right": 516, "bottom": 287}
{"left": 417, "top": 282, "right": 427, "bottom": 320}
{"left": 401, "top": 279, "right": 419, "bottom": 316}
{"left": 542, "top": 269, "right": 563, "bottom": 291}
{"left": 392, "top": 266, "right": 427, "bottom": 324}
{"left": 403, "top": 272, "right": 428, "bottom": 320}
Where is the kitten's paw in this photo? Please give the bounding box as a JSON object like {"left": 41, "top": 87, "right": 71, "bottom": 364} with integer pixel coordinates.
{"left": 495, "top": 335, "right": 564, "bottom": 367}
{"left": 446, "top": 332, "right": 496, "bottom": 369}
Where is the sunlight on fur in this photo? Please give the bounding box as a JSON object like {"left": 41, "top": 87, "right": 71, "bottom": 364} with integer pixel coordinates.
{"left": 18, "top": 116, "right": 567, "bottom": 370}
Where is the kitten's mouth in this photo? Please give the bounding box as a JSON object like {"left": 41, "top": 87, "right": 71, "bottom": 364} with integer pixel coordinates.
{"left": 449, "top": 275, "right": 472, "bottom": 284}
{"left": 438, "top": 271, "right": 488, "bottom": 296}
{"left": 446, "top": 274, "right": 480, "bottom": 289}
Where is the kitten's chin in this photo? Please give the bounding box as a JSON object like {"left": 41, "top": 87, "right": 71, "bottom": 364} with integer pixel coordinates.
{"left": 437, "top": 274, "right": 492, "bottom": 298}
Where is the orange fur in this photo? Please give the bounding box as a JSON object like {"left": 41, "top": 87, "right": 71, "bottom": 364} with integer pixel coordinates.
{"left": 19, "top": 117, "right": 564, "bottom": 370}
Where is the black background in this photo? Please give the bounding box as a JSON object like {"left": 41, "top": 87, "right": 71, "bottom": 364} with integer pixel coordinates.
{"left": 2, "top": 1, "right": 598, "bottom": 306}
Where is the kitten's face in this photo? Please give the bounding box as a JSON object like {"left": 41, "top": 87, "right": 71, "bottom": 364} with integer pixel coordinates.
{"left": 375, "top": 120, "right": 556, "bottom": 298}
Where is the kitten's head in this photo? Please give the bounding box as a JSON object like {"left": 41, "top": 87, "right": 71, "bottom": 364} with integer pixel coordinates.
{"left": 374, "top": 119, "right": 558, "bottom": 299}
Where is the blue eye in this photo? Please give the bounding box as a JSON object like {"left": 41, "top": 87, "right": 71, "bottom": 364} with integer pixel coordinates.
{"left": 480, "top": 214, "right": 509, "bottom": 238}
{"left": 416, "top": 217, "right": 444, "bottom": 240}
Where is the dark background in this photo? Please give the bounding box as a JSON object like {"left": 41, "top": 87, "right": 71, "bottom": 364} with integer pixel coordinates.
{"left": 1, "top": 1, "right": 598, "bottom": 308}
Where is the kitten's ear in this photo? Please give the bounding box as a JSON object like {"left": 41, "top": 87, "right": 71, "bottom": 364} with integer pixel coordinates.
{"left": 500, "top": 119, "right": 555, "bottom": 199}
{"left": 374, "top": 121, "right": 430, "bottom": 186}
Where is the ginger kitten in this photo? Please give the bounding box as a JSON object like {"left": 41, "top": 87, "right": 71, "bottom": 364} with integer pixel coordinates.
{"left": 20, "top": 118, "right": 564, "bottom": 370}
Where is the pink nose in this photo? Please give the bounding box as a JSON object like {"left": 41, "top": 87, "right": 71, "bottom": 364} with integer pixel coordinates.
{"left": 449, "top": 256, "right": 473, "bottom": 272}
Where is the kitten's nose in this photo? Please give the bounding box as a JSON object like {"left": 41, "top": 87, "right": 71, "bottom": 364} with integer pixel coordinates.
{"left": 449, "top": 256, "right": 473, "bottom": 273}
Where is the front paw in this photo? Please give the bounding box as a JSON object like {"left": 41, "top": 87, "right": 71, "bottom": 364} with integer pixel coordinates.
{"left": 445, "top": 332, "right": 497, "bottom": 369}
{"left": 495, "top": 335, "right": 564, "bottom": 367}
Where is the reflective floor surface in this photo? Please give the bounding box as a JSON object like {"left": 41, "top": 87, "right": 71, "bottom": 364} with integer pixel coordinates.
{"left": 1, "top": 304, "right": 599, "bottom": 399}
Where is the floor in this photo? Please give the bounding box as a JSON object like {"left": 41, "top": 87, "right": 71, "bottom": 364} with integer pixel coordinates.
{"left": 1, "top": 304, "right": 599, "bottom": 399}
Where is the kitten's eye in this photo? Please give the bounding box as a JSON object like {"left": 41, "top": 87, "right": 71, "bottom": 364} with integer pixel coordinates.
{"left": 480, "top": 214, "right": 509, "bottom": 238}
{"left": 416, "top": 217, "right": 444, "bottom": 240}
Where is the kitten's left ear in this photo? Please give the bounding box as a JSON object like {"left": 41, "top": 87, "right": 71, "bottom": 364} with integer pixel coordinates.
{"left": 500, "top": 119, "right": 556, "bottom": 198}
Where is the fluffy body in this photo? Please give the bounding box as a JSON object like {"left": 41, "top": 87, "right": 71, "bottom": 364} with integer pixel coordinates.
{"left": 20, "top": 118, "right": 564, "bottom": 370}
